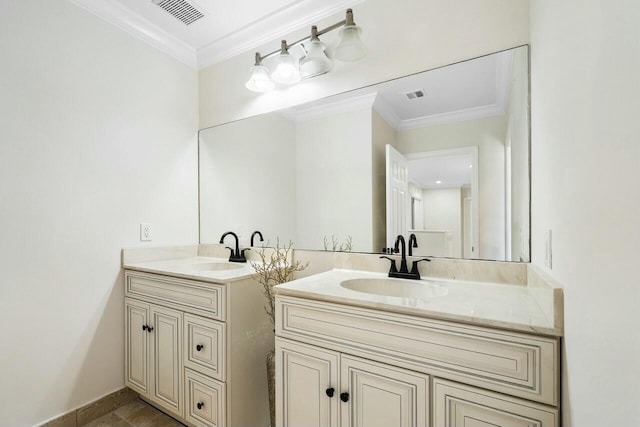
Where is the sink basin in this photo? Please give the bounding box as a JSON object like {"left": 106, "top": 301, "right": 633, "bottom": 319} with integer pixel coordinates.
{"left": 340, "top": 278, "right": 448, "bottom": 298}
{"left": 183, "top": 262, "right": 245, "bottom": 272}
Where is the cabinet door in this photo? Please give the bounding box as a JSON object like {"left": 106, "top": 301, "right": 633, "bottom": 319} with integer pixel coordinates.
{"left": 340, "top": 354, "right": 430, "bottom": 427}
{"left": 276, "top": 338, "right": 339, "bottom": 427}
{"left": 433, "top": 378, "right": 558, "bottom": 427}
{"left": 125, "top": 298, "right": 149, "bottom": 397}
{"left": 149, "top": 305, "right": 183, "bottom": 418}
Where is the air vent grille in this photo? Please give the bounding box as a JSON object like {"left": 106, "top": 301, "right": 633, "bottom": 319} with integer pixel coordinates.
{"left": 403, "top": 89, "right": 426, "bottom": 100}
{"left": 152, "top": 0, "right": 204, "bottom": 25}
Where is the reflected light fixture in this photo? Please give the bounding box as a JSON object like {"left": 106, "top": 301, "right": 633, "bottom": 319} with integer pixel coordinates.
{"left": 245, "top": 8, "right": 366, "bottom": 92}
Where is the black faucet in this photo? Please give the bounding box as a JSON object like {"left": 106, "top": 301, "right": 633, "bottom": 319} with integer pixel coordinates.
{"left": 394, "top": 235, "right": 409, "bottom": 274}
{"left": 251, "top": 230, "right": 264, "bottom": 247}
{"left": 379, "top": 234, "right": 431, "bottom": 280}
{"left": 219, "top": 231, "right": 249, "bottom": 263}
{"left": 408, "top": 233, "right": 418, "bottom": 256}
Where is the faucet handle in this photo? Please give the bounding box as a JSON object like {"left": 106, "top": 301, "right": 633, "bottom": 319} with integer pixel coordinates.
{"left": 379, "top": 256, "right": 398, "bottom": 273}
{"left": 410, "top": 258, "right": 431, "bottom": 275}
{"left": 241, "top": 248, "right": 251, "bottom": 258}
{"left": 225, "top": 246, "right": 234, "bottom": 255}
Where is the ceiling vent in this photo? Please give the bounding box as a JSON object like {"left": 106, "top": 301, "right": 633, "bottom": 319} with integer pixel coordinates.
{"left": 151, "top": 0, "right": 205, "bottom": 25}
{"left": 403, "top": 89, "right": 426, "bottom": 100}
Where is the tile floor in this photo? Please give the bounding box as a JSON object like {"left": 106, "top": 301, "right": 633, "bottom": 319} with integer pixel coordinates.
{"left": 82, "top": 400, "right": 185, "bottom": 427}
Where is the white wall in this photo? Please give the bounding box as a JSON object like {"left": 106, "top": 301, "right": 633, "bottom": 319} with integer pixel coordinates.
{"left": 199, "top": 0, "right": 530, "bottom": 128}
{"left": 530, "top": 1, "right": 640, "bottom": 426}
{"left": 296, "top": 108, "right": 372, "bottom": 251}
{"left": 371, "top": 110, "right": 397, "bottom": 251}
{"left": 0, "top": 1, "right": 199, "bottom": 425}
{"left": 199, "top": 113, "right": 296, "bottom": 246}
{"left": 396, "top": 116, "right": 508, "bottom": 260}
{"left": 422, "top": 187, "right": 462, "bottom": 257}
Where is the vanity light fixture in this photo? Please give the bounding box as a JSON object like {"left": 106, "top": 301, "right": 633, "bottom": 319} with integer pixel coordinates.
{"left": 245, "top": 8, "right": 366, "bottom": 92}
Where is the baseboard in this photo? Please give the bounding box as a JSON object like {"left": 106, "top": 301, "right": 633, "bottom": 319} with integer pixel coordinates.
{"left": 39, "top": 387, "right": 138, "bottom": 427}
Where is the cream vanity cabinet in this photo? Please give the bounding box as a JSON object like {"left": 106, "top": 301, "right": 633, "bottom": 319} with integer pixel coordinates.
{"left": 275, "top": 295, "right": 560, "bottom": 427}
{"left": 124, "top": 269, "right": 272, "bottom": 427}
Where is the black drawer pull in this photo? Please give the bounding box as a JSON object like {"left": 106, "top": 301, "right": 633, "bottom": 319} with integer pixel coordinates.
{"left": 340, "top": 392, "right": 349, "bottom": 402}
{"left": 196, "top": 344, "right": 204, "bottom": 352}
{"left": 325, "top": 387, "right": 335, "bottom": 398}
{"left": 146, "top": 325, "right": 154, "bottom": 332}
{"left": 197, "top": 402, "right": 204, "bottom": 410}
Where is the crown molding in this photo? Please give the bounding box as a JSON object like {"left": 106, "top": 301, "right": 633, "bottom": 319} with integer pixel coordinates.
{"left": 373, "top": 97, "right": 401, "bottom": 129}
{"left": 196, "top": 0, "right": 364, "bottom": 69}
{"left": 287, "top": 92, "right": 377, "bottom": 122}
{"left": 68, "top": 0, "right": 197, "bottom": 68}
{"left": 397, "top": 103, "right": 507, "bottom": 130}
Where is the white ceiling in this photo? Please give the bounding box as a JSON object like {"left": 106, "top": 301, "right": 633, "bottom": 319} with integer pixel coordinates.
{"left": 67, "top": 0, "right": 363, "bottom": 69}
{"left": 286, "top": 48, "right": 515, "bottom": 129}
{"left": 408, "top": 154, "right": 473, "bottom": 189}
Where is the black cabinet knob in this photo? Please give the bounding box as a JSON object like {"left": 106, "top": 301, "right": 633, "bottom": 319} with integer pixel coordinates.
{"left": 325, "top": 387, "right": 335, "bottom": 398}
{"left": 340, "top": 392, "right": 349, "bottom": 402}
{"left": 196, "top": 344, "right": 204, "bottom": 352}
{"left": 147, "top": 325, "right": 154, "bottom": 332}
{"left": 197, "top": 402, "right": 204, "bottom": 410}
{"left": 142, "top": 325, "right": 148, "bottom": 331}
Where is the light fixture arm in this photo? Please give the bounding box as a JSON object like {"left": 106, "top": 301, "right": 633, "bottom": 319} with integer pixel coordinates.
{"left": 253, "top": 9, "right": 356, "bottom": 63}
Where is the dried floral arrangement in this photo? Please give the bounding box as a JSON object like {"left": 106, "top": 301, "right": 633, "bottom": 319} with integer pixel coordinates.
{"left": 323, "top": 234, "right": 353, "bottom": 252}
{"left": 250, "top": 239, "right": 308, "bottom": 325}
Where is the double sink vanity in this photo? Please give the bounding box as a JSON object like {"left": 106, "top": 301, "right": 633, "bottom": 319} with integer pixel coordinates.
{"left": 122, "top": 244, "right": 562, "bottom": 427}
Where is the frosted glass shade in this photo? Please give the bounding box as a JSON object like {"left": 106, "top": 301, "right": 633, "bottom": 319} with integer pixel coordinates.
{"left": 300, "top": 39, "right": 332, "bottom": 78}
{"left": 245, "top": 65, "right": 274, "bottom": 92}
{"left": 334, "top": 24, "right": 367, "bottom": 62}
{"left": 271, "top": 52, "right": 301, "bottom": 84}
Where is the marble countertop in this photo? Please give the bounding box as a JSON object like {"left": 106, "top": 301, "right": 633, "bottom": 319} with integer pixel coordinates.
{"left": 275, "top": 269, "right": 561, "bottom": 336}
{"left": 123, "top": 256, "right": 258, "bottom": 284}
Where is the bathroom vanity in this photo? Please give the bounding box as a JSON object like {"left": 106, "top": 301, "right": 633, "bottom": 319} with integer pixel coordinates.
{"left": 123, "top": 253, "right": 272, "bottom": 427}
{"left": 274, "top": 269, "right": 562, "bottom": 427}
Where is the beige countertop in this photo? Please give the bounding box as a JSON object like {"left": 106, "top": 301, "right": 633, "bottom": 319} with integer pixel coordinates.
{"left": 123, "top": 256, "right": 258, "bottom": 284}
{"left": 275, "top": 269, "right": 562, "bottom": 337}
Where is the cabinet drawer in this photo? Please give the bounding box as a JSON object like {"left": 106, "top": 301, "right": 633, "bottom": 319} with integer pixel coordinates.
{"left": 433, "top": 378, "right": 558, "bottom": 427}
{"left": 125, "top": 271, "right": 225, "bottom": 321}
{"left": 276, "top": 296, "right": 559, "bottom": 406}
{"left": 184, "top": 314, "right": 226, "bottom": 381}
{"left": 185, "top": 368, "right": 226, "bottom": 427}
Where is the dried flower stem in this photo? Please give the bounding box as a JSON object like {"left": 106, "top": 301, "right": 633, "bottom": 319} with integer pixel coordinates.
{"left": 250, "top": 239, "right": 308, "bottom": 325}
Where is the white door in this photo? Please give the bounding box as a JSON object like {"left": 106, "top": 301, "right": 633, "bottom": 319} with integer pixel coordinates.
{"left": 340, "top": 354, "right": 429, "bottom": 427}
{"left": 276, "top": 338, "right": 340, "bottom": 427}
{"left": 150, "top": 304, "right": 184, "bottom": 418}
{"left": 125, "top": 298, "right": 150, "bottom": 397}
{"left": 386, "top": 144, "right": 410, "bottom": 248}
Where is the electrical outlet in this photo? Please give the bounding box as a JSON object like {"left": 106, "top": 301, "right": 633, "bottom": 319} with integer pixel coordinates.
{"left": 140, "top": 223, "right": 152, "bottom": 242}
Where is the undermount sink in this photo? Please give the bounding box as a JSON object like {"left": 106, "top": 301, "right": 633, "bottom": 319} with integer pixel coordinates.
{"left": 183, "top": 262, "right": 245, "bottom": 272}
{"left": 340, "top": 278, "right": 448, "bottom": 298}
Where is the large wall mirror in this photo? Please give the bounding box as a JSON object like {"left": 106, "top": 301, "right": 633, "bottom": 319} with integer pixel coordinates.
{"left": 199, "top": 45, "right": 530, "bottom": 262}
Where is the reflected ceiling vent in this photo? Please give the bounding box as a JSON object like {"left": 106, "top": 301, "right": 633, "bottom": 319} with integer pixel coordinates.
{"left": 403, "top": 89, "right": 426, "bottom": 100}
{"left": 151, "top": 0, "right": 205, "bottom": 25}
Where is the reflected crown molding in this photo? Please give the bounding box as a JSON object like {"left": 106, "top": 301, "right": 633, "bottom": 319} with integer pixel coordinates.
{"left": 374, "top": 49, "right": 514, "bottom": 130}
{"left": 282, "top": 92, "right": 377, "bottom": 122}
